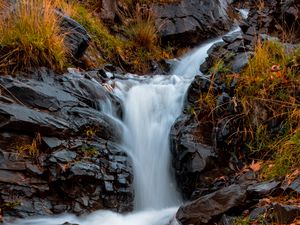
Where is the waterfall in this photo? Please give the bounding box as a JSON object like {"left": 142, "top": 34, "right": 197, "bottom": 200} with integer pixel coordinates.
{"left": 9, "top": 28, "right": 240, "bottom": 225}
{"left": 120, "top": 77, "right": 183, "bottom": 210}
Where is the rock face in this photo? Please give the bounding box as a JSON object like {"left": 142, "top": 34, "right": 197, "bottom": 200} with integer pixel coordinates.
{"left": 0, "top": 68, "right": 133, "bottom": 220}
{"left": 154, "top": 0, "right": 233, "bottom": 47}
{"left": 176, "top": 184, "right": 247, "bottom": 225}
{"left": 170, "top": 74, "right": 245, "bottom": 199}
{"left": 239, "top": 0, "right": 300, "bottom": 44}
{"left": 200, "top": 30, "right": 253, "bottom": 75}
{"left": 175, "top": 176, "right": 300, "bottom": 225}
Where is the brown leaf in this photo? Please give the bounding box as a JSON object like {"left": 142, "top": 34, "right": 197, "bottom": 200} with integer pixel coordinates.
{"left": 249, "top": 160, "right": 262, "bottom": 172}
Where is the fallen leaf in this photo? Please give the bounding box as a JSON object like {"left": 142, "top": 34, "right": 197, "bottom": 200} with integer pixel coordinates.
{"left": 249, "top": 160, "right": 262, "bottom": 172}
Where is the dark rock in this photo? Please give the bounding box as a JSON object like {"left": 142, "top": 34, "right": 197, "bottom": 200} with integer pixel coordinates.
{"left": 176, "top": 184, "right": 247, "bottom": 225}
{"left": 0, "top": 77, "right": 78, "bottom": 111}
{"left": 200, "top": 29, "right": 252, "bottom": 76}
{"left": 272, "top": 203, "right": 300, "bottom": 224}
{"left": 50, "top": 150, "right": 77, "bottom": 163}
{"left": 42, "top": 137, "right": 63, "bottom": 149}
{"left": 69, "top": 162, "right": 100, "bottom": 178}
{"left": 231, "top": 52, "right": 251, "bottom": 73}
{"left": 0, "top": 103, "right": 69, "bottom": 135}
{"left": 218, "top": 215, "right": 235, "bottom": 225}
{"left": 287, "top": 175, "right": 300, "bottom": 196}
{"left": 247, "top": 180, "right": 281, "bottom": 197}
{"left": 0, "top": 70, "right": 133, "bottom": 219}
{"left": 222, "top": 31, "right": 243, "bottom": 44}
{"left": 154, "top": 0, "right": 233, "bottom": 47}
{"left": 57, "top": 10, "right": 91, "bottom": 58}
{"left": 249, "top": 207, "right": 268, "bottom": 221}
{"left": 26, "top": 163, "right": 45, "bottom": 176}
{"left": 237, "top": 171, "right": 257, "bottom": 186}
{"left": 281, "top": 0, "right": 300, "bottom": 41}
{"left": 170, "top": 75, "right": 241, "bottom": 199}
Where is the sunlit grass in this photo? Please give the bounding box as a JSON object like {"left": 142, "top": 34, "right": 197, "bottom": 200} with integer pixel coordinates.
{"left": 0, "top": 0, "right": 68, "bottom": 74}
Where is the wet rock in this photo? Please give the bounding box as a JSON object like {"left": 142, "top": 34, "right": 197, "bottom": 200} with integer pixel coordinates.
{"left": 171, "top": 75, "right": 240, "bottom": 199}
{"left": 200, "top": 29, "right": 252, "bottom": 76}
{"left": 154, "top": 0, "right": 233, "bottom": 47}
{"left": 222, "top": 31, "right": 243, "bottom": 44}
{"left": 176, "top": 184, "right": 247, "bottom": 225}
{"left": 272, "top": 203, "right": 300, "bottom": 224}
{"left": 247, "top": 180, "right": 281, "bottom": 197}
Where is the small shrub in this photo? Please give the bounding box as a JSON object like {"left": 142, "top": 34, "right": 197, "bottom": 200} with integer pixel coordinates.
{"left": 16, "top": 133, "right": 41, "bottom": 158}
{"left": 81, "top": 145, "right": 98, "bottom": 157}
{"left": 0, "top": 0, "right": 68, "bottom": 74}
{"left": 84, "top": 126, "right": 97, "bottom": 138}
{"left": 126, "top": 5, "right": 158, "bottom": 51}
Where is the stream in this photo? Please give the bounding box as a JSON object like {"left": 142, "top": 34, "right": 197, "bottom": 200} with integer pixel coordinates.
{"left": 10, "top": 27, "right": 240, "bottom": 225}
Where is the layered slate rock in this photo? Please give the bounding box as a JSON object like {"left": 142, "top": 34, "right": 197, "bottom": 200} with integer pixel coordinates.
{"left": 175, "top": 174, "right": 295, "bottom": 225}
{"left": 176, "top": 184, "right": 247, "bottom": 225}
{"left": 200, "top": 30, "right": 253, "bottom": 75}
{"left": 0, "top": 68, "right": 133, "bottom": 220}
{"left": 154, "top": 0, "right": 233, "bottom": 47}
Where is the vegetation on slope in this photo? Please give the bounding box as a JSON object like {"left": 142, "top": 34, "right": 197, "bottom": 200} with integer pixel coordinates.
{"left": 0, "top": 0, "right": 170, "bottom": 74}
{"left": 237, "top": 41, "right": 300, "bottom": 179}
{"left": 0, "top": 0, "right": 68, "bottom": 74}
{"left": 209, "top": 40, "right": 300, "bottom": 179}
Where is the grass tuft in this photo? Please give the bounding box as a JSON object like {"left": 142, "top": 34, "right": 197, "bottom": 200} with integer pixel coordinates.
{"left": 0, "top": 0, "right": 69, "bottom": 74}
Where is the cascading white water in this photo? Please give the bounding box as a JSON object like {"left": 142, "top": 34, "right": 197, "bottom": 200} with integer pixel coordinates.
{"left": 120, "top": 76, "right": 183, "bottom": 210}
{"left": 9, "top": 28, "right": 240, "bottom": 225}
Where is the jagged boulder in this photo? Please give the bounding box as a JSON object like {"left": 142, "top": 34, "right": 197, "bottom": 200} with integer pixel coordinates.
{"left": 154, "top": 0, "right": 234, "bottom": 47}
{"left": 170, "top": 75, "right": 244, "bottom": 199}
{"left": 176, "top": 184, "right": 247, "bottom": 225}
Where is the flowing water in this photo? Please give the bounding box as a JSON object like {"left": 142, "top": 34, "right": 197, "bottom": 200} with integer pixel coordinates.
{"left": 9, "top": 26, "right": 241, "bottom": 225}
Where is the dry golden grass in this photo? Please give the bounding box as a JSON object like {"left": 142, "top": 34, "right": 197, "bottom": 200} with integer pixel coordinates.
{"left": 16, "top": 133, "right": 41, "bottom": 158}
{"left": 126, "top": 5, "right": 158, "bottom": 51}
{"left": 0, "top": 0, "right": 68, "bottom": 74}
{"left": 0, "top": 0, "right": 169, "bottom": 74}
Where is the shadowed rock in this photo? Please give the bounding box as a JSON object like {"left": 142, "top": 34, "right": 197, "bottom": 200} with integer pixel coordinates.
{"left": 154, "top": 0, "right": 233, "bottom": 47}
{"left": 0, "top": 69, "right": 133, "bottom": 219}
{"left": 176, "top": 184, "right": 247, "bottom": 225}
